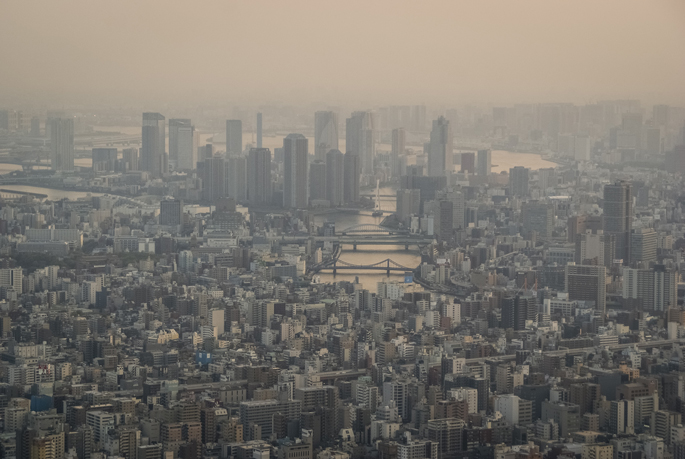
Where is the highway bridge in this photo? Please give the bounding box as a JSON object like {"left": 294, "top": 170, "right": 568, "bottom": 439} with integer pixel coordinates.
{"left": 246, "top": 224, "right": 433, "bottom": 250}
{"left": 462, "top": 338, "right": 685, "bottom": 365}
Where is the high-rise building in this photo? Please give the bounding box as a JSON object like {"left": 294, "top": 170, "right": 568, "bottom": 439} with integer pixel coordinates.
{"left": 122, "top": 148, "right": 138, "bottom": 171}
{"left": 325, "top": 149, "right": 344, "bottom": 206}
{"left": 509, "top": 166, "right": 530, "bottom": 197}
{"left": 428, "top": 117, "right": 453, "bottom": 177}
{"left": 256, "top": 113, "right": 262, "bottom": 149}
{"left": 226, "top": 156, "right": 247, "bottom": 202}
{"left": 623, "top": 265, "right": 678, "bottom": 312}
{"left": 538, "top": 167, "right": 556, "bottom": 192}
{"left": 203, "top": 156, "right": 226, "bottom": 202}
{"left": 575, "top": 230, "right": 614, "bottom": 268}
{"left": 610, "top": 399, "right": 635, "bottom": 435}
{"left": 199, "top": 143, "right": 214, "bottom": 162}
{"left": 160, "top": 199, "right": 183, "bottom": 226}
{"left": 169, "top": 119, "right": 197, "bottom": 170}
{"left": 0, "top": 268, "right": 23, "bottom": 294}
{"left": 396, "top": 189, "right": 421, "bottom": 223}
{"left": 569, "top": 383, "right": 601, "bottom": 416}
{"left": 0, "top": 316, "right": 11, "bottom": 338}
{"left": 522, "top": 201, "right": 555, "bottom": 237}
{"left": 30, "top": 117, "right": 40, "bottom": 137}
{"left": 141, "top": 113, "right": 166, "bottom": 178}
{"left": 247, "top": 148, "right": 272, "bottom": 205}
{"left": 437, "top": 200, "right": 454, "bottom": 243}
{"left": 476, "top": 149, "right": 491, "bottom": 177}
{"left": 501, "top": 295, "right": 537, "bottom": 330}
{"left": 343, "top": 152, "right": 360, "bottom": 204}
{"left": 566, "top": 263, "right": 606, "bottom": 314}
{"left": 630, "top": 228, "right": 657, "bottom": 264}
{"left": 346, "top": 111, "right": 375, "bottom": 175}
{"left": 239, "top": 400, "right": 302, "bottom": 440}
{"left": 50, "top": 118, "right": 75, "bottom": 172}
{"left": 391, "top": 128, "right": 406, "bottom": 157}
{"left": 541, "top": 401, "right": 580, "bottom": 438}
{"left": 426, "top": 419, "right": 463, "bottom": 458}
{"left": 460, "top": 152, "right": 475, "bottom": 173}
{"left": 295, "top": 386, "right": 340, "bottom": 443}
{"left": 92, "top": 148, "right": 117, "bottom": 172}
{"left": 494, "top": 394, "right": 522, "bottom": 426}
{"left": 622, "top": 113, "right": 643, "bottom": 153}
{"left": 309, "top": 161, "right": 327, "bottom": 202}
{"left": 283, "top": 134, "right": 309, "bottom": 209}
{"left": 314, "top": 111, "right": 339, "bottom": 161}
{"left": 603, "top": 181, "right": 632, "bottom": 263}
{"left": 574, "top": 134, "right": 591, "bottom": 162}
{"left": 668, "top": 145, "right": 685, "bottom": 174}
{"left": 383, "top": 381, "right": 409, "bottom": 421}
{"left": 226, "top": 120, "right": 243, "bottom": 155}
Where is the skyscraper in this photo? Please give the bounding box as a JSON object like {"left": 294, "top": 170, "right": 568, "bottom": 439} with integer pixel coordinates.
{"left": 169, "top": 119, "right": 196, "bottom": 171}
{"left": 509, "top": 166, "right": 530, "bottom": 197}
{"left": 247, "top": 148, "right": 272, "bottom": 205}
{"left": 343, "top": 152, "right": 360, "bottom": 204}
{"left": 50, "top": 117, "right": 74, "bottom": 172}
{"left": 226, "top": 156, "right": 247, "bottom": 202}
{"left": 346, "top": 111, "right": 375, "bottom": 175}
{"left": 391, "top": 128, "right": 406, "bottom": 157}
{"left": 428, "top": 116, "right": 453, "bottom": 177}
{"left": 226, "top": 120, "right": 243, "bottom": 155}
{"left": 141, "top": 112, "right": 166, "bottom": 177}
{"left": 256, "top": 113, "right": 262, "bottom": 149}
{"left": 283, "top": 134, "right": 309, "bottom": 209}
{"left": 326, "top": 149, "right": 344, "bottom": 206}
{"left": 309, "top": 160, "right": 327, "bottom": 202}
{"left": 477, "top": 149, "right": 491, "bottom": 177}
{"left": 203, "top": 156, "right": 226, "bottom": 202}
{"left": 603, "top": 181, "right": 632, "bottom": 263}
{"left": 314, "top": 111, "right": 339, "bottom": 161}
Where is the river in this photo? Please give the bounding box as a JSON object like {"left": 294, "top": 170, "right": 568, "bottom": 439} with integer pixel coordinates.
{"left": 2, "top": 126, "right": 555, "bottom": 292}
{"left": 312, "top": 187, "right": 422, "bottom": 291}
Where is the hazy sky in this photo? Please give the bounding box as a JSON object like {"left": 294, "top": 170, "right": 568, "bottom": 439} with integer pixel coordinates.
{"left": 1, "top": 0, "right": 684, "bottom": 107}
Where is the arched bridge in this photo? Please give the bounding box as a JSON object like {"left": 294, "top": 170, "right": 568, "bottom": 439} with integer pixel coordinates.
{"left": 316, "top": 258, "right": 415, "bottom": 275}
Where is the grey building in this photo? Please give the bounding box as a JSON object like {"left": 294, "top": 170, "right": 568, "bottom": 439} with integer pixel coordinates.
{"left": 226, "top": 119, "right": 243, "bottom": 155}
{"left": 169, "top": 119, "right": 196, "bottom": 170}
{"left": 603, "top": 181, "right": 632, "bottom": 263}
{"left": 428, "top": 116, "right": 453, "bottom": 177}
{"left": 50, "top": 117, "right": 75, "bottom": 172}
{"left": 141, "top": 112, "right": 166, "bottom": 177}
{"left": 283, "top": 134, "right": 309, "bottom": 209}
{"left": 247, "top": 148, "right": 272, "bottom": 205}
{"left": 314, "top": 111, "right": 338, "bottom": 162}
{"left": 509, "top": 166, "right": 530, "bottom": 197}
{"left": 325, "top": 149, "right": 344, "bottom": 206}
{"left": 522, "top": 201, "right": 555, "bottom": 237}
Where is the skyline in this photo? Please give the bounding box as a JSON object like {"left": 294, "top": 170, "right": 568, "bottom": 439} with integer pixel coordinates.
{"left": 1, "top": 0, "right": 684, "bottom": 107}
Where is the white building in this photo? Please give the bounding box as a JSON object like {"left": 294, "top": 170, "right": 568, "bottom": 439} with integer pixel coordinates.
{"left": 494, "top": 394, "right": 520, "bottom": 426}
